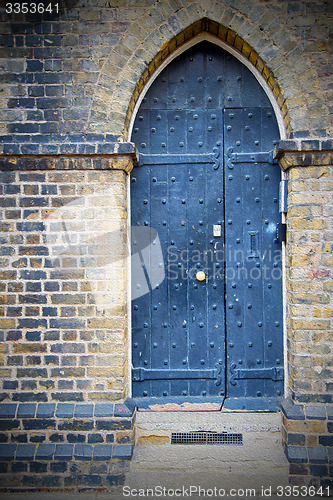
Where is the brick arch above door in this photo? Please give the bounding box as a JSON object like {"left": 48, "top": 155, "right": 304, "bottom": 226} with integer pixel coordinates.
{"left": 125, "top": 22, "right": 288, "bottom": 141}
{"left": 88, "top": 6, "right": 330, "bottom": 139}
{"left": 126, "top": 29, "right": 287, "bottom": 144}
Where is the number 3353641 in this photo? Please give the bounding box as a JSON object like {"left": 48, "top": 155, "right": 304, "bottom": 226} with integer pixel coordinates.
{"left": 5, "top": 3, "right": 59, "bottom": 14}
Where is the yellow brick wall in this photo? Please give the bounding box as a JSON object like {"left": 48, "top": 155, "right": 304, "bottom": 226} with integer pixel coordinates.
{"left": 0, "top": 160, "right": 133, "bottom": 403}
{"left": 286, "top": 165, "right": 332, "bottom": 403}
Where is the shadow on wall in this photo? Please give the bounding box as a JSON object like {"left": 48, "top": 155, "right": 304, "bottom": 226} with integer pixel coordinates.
{"left": 43, "top": 188, "right": 165, "bottom": 309}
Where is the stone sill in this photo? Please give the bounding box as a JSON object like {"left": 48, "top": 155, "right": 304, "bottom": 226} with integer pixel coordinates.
{"left": 0, "top": 443, "right": 133, "bottom": 461}
{"left": 0, "top": 399, "right": 136, "bottom": 419}
{"left": 274, "top": 138, "right": 333, "bottom": 158}
{"left": 274, "top": 138, "right": 333, "bottom": 169}
{"left": 0, "top": 137, "right": 138, "bottom": 159}
{"left": 281, "top": 398, "right": 333, "bottom": 421}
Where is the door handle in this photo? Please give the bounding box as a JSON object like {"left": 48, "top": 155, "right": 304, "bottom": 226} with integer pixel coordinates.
{"left": 196, "top": 271, "right": 206, "bottom": 281}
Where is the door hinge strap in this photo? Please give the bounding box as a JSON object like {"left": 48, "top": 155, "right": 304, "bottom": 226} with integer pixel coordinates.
{"left": 230, "top": 365, "right": 284, "bottom": 386}
{"left": 133, "top": 368, "right": 218, "bottom": 382}
{"left": 139, "top": 153, "right": 214, "bottom": 166}
{"left": 138, "top": 143, "right": 222, "bottom": 169}
{"left": 227, "top": 149, "right": 278, "bottom": 167}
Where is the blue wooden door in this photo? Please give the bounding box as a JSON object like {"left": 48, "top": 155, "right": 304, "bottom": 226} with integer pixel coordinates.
{"left": 131, "top": 42, "right": 283, "bottom": 408}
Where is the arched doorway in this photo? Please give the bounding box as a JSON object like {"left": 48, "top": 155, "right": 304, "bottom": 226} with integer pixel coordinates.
{"left": 130, "top": 41, "right": 284, "bottom": 410}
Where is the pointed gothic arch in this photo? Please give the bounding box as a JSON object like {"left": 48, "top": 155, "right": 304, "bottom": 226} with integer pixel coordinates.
{"left": 125, "top": 19, "right": 288, "bottom": 141}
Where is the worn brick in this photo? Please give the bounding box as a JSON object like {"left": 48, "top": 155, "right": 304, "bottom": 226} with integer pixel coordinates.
{"left": 30, "top": 435, "right": 46, "bottom": 443}
{"left": 64, "top": 474, "right": 102, "bottom": 487}
{"left": 23, "top": 419, "right": 56, "bottom": 430}
{"left": 19, "top": 270, "right": 47, "bottom": 281}
{"left": 7, "top": 356, "right": 23, "bottom": 366}
{"left": 0, "top": 444, "right": 16, "bottom": 459}
{"left": 11, "top": 461, "right": 28, "bottom": 473}
{"left": 96, "top": 419, "right": 132, "bottom": 431}
{"left": 0, "top": 404, "right": 17, "bottom": 418}
{"left": 21, "top": 380, "right": 38, "bottom": 390}
{"left": 49, "top": 433, "right": 64, "bottom": 443}
{"left": 43, "top": 355, "right": 58, "bottom": 367}
{"left": 51, "top": 461, "right": 67, "bottom": 472}
{"left": 36, "top": 403, "right": 56, "bottom": 418}
{"left": 51, "top": 392, "right": 84, "bottom": 402}
{"left": 16, "top": 444, "right": 36, "bottom": 460}
{"left": 54, "top": 444, "right": 74, "bottom": 460}
{"left": 30, "top": 461, "right": 48, "bottom": 473}
{"left": 10, "top": 433, "right": 28, "bottom": 443}
{"left": 116, "top": 432, "right": 132, "bottom": 444}
{"left": 58, "top": 420, "right": 93, "bottom": 431}
{"left": 112, "top": 444, "right": 133, "bottom": 460}
{"left": 51, "top": 368, "right": 85, "bottom": 378}
{"left": 308, "top": 446, "right": 328, "bottom": 463}
{"left": 67, "top": 433, "right": 85, "bottom": 443}
{"left": 88, "top": 433, "right": 104, "bottom": 443}
{"left": 18, "top": 294, "right": 47, "bottom": 304}
{"left": 13, "top": 392, "right": 47, "bottom": 403}
{"left": 73, "top": 443, "right": 92, "bottom": 460}
{"left": 93, "top": 444, "right": 112, "bottom": 461}
{"left": 23, "top": 475, "right": 61, "bottom": 487}
{"left": 17, "top": 404, "right": 36, "bottom": 418}
{"left": 14, "top": 344, "right": 47, "bottom": 354}
{"left": 106, "top": 434, "right": 115, "bottom": 443}
{"left": 107, "top": 474, "right": 126, "bottom": 486}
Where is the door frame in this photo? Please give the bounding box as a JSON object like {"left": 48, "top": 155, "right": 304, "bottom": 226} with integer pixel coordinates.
{"left": 127, "top": 33, "right": 288, "bottom": 404}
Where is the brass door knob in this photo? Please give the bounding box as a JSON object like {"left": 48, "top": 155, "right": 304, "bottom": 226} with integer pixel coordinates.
{"left": 196, "top": 271, "right": 206, "bottom": 281}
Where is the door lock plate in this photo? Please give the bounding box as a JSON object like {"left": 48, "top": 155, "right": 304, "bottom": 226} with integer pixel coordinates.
{"left": 213, "top": 224, "right": 222, "bottom": 237}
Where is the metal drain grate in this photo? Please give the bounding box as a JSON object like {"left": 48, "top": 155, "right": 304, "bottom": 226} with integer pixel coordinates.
{"left": 171, "top": 431, "right": 243, "bottom": 445}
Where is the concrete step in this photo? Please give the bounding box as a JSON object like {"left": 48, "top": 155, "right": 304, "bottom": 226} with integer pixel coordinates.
{"left": 134, "top": 409, "right": 284, "bottom": 437}
{"left": 125, "top": 411, "right": 291, "bottom": 495}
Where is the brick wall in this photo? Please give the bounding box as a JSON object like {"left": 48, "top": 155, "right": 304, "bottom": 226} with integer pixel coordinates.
{"left": 0, "top": 150, "right": 137, "bottom": 490}
{"left": 0, "top": 154, "right": 135, "bottom": 404}
{"left": 275, "top": 141, "right": 332, "bottom": 488}
{"left": 275, "top": 140, "right": 333, "bottom": 405}
{"left": 287, "top": 163, "right": 332, "bottom": 403}
{"left": 0, "top": 400, "right": 135, "bottom": 490}
{"left": 281, "top": 399, "right": 332, "bottom": 488}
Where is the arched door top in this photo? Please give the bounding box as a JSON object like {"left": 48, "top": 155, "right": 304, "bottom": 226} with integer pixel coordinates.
{"left": 128, "top": 32, "right": 286, "bottom": 141}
